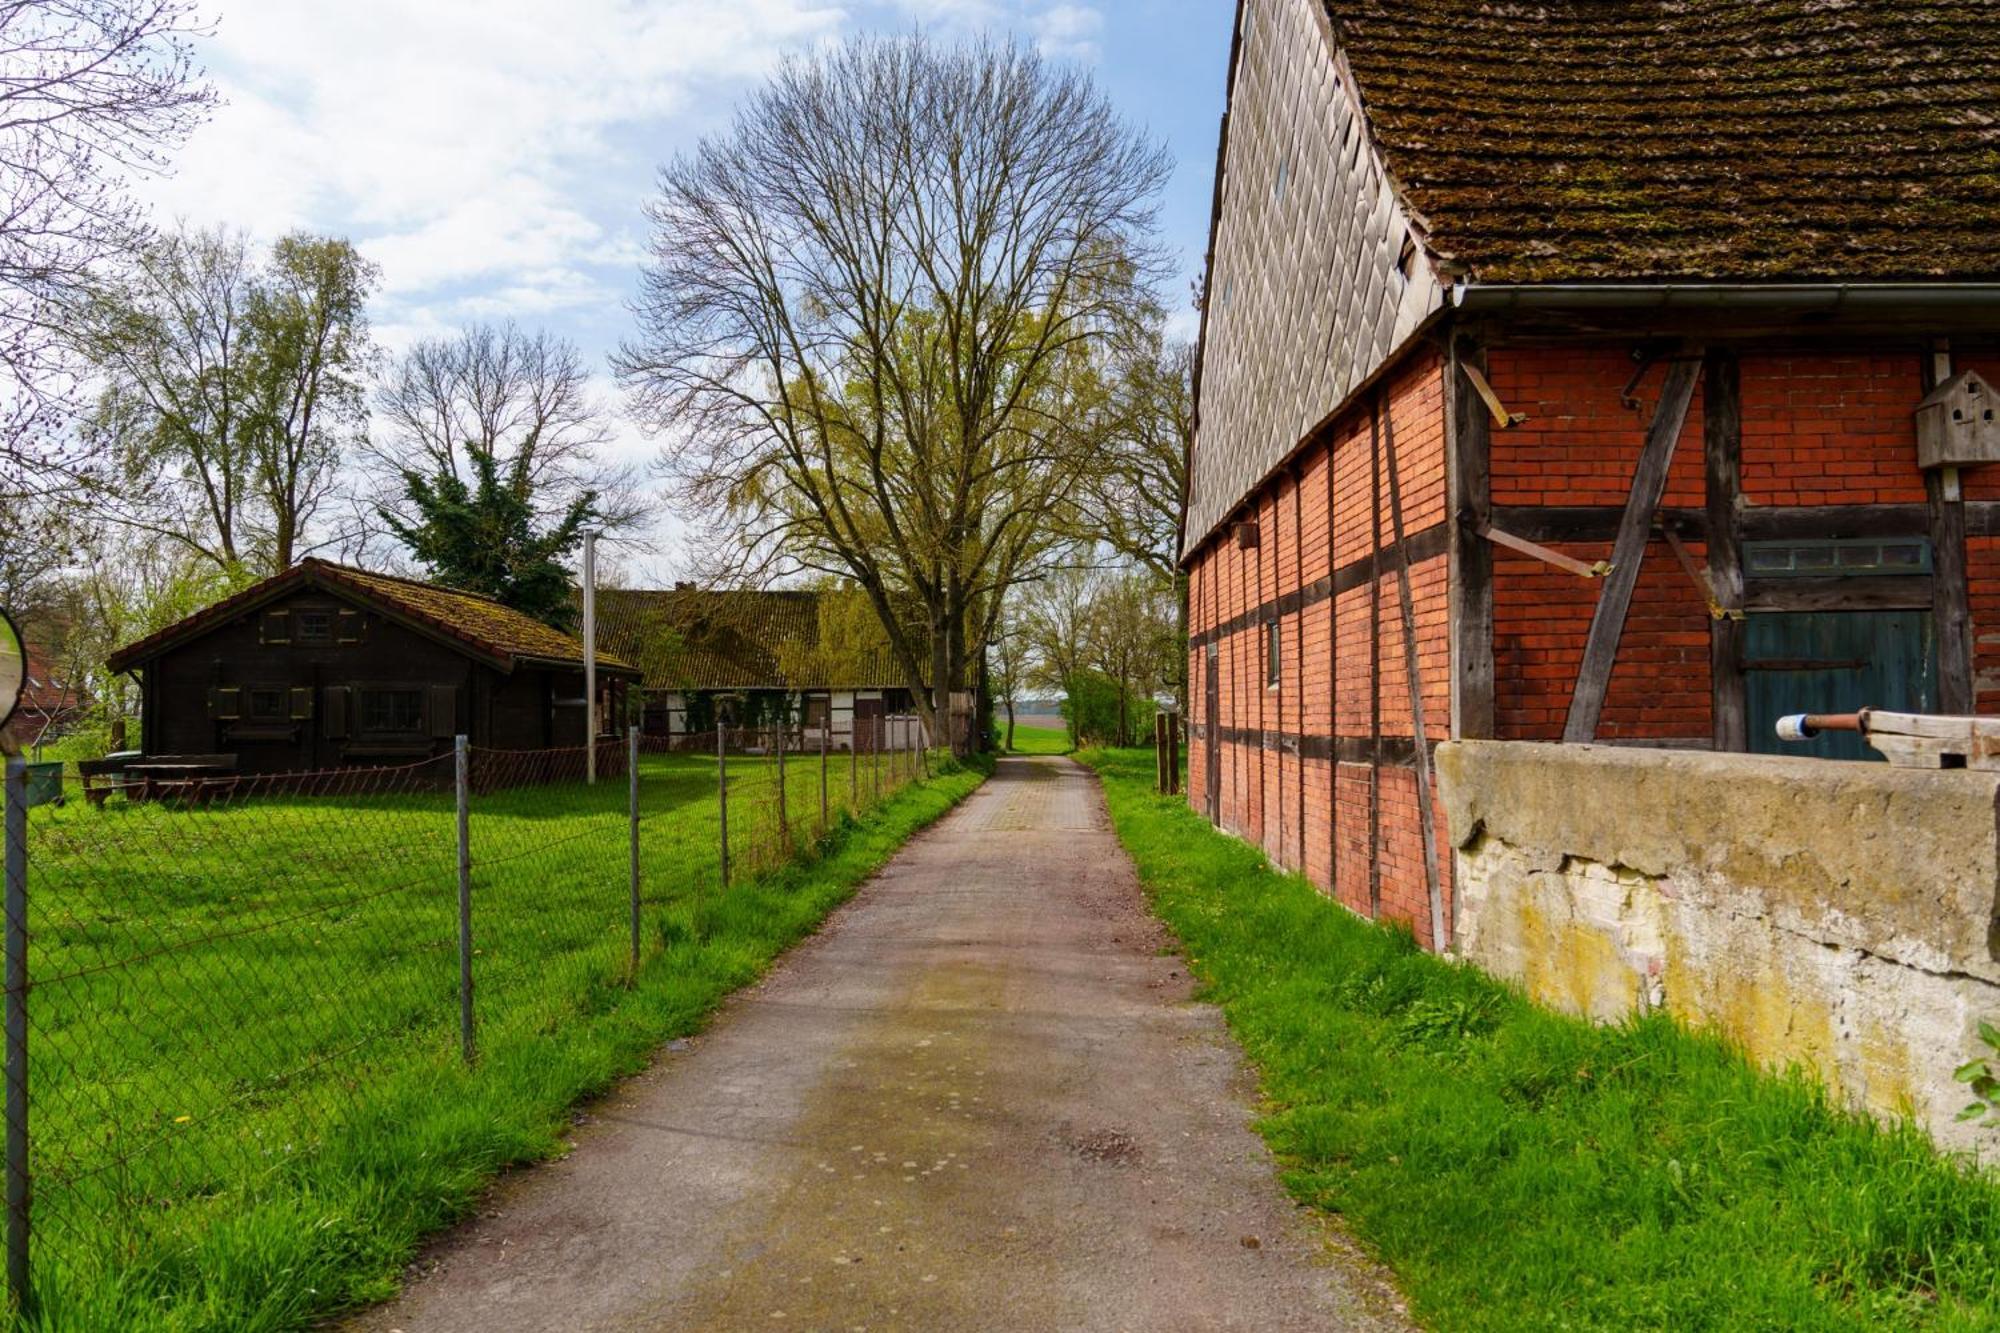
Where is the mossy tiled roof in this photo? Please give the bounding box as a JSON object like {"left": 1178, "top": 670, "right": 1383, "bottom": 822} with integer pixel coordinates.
{"left": 592, "top": 588, "right": 909, "bottom": 692}
{"left": 1330, "top": 0, "right": 2000, "bottom": 283}
{"left": 107, "top": 559, "right": 637, "bottom": 674}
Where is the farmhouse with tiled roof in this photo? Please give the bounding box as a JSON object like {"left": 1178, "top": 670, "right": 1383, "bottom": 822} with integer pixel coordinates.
{"left": 1186, "top": 0, "right": 2000, "bottom": 950}
{"left": 107, "top": 558, "right": 641, "bottom": 775}
{"left": 592, "top": 585, "right": 925, "bottom": 751}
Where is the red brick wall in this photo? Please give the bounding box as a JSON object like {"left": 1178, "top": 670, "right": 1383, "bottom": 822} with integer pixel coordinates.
{"left": 1187, "top": 335, "right": 2000, "bottom": 952}
{"left": 1186, "top": 348, "right": 1453, "bottom": 950}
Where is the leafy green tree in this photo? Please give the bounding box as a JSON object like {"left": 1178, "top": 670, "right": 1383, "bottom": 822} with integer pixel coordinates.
{"left": 380, "top": 449, "right": 596, "bottom": 630}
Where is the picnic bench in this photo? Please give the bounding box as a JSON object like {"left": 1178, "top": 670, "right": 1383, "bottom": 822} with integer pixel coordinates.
{"left": 81, "top": 753, "right": 237, "bottom": 805}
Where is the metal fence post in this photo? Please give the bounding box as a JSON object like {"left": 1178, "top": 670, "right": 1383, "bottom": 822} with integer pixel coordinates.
{"left": 5, "top": 758, "right": 30, "bottom": 1320}
{"left": 872, "top": 717, "right": 881, "bottom": 803}
{"left": 455, "top": 736, "right": 474, "bottom": 1065}
{"left": 716, "top": 723, "right": 730, "bottom": 890}
{"left": 848, "top": 710, "right": 858, "bottom": 811}
{"left": 819, "top": 720, "right": 829, "bottom": 834}
{"left": 628, "top": 725, "right": 641, "bottom": 979}
{"left": 775, "top": 713, "right": 788, "bottom": 848}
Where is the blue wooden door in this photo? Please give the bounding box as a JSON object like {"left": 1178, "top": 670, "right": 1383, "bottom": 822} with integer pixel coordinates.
{"left": 1745, "top": 610, "right": 1937, "bottom": 760}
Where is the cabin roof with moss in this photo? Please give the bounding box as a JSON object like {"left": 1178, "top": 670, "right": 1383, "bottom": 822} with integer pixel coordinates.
{"left": 591, "top": 587, "right": 913, "bottom": 692}
{"left": 1330, "top": 0, "right": 2000, "bottom": 283}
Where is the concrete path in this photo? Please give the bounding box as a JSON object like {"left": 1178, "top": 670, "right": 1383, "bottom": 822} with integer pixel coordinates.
{"left": 350, "top": 757, "right": 1409, "bottom": 1332}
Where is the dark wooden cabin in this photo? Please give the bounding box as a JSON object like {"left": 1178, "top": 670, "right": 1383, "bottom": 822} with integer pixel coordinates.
{"left": 106, "top": 559, "right": 640, "bottom": 776}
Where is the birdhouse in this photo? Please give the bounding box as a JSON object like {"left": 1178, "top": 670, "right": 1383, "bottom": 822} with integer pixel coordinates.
{"left": 1915, "top": 369, "right": 2000, "bottom": 469}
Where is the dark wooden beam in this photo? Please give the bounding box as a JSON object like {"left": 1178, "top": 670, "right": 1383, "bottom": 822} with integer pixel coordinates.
{"left": 1924, "top": 344, "right": 1975, "bottom": 714}
{"left": 1491, "top": 504, "right": 1707, "bottom": 543}
{"left": 1563, "top": 355, "right": 1705, "bottom": 743}
{"left": 1744, "top": 576, "right": 1934, "bottom": 614}
{"left": 1449, "top": 334, "right": 1496, "bottom": 739}
{"left": 1704, "top": 349, "right": 1747, "bottom": 753}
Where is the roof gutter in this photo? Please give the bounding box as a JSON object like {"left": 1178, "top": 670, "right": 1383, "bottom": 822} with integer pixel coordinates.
{"left": 1451, "top": 281, "right": 2000, "bottom": 315}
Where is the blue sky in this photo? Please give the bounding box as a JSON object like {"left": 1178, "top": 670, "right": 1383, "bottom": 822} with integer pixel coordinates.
{"left": 145, "top": 0, "right": 1234, "bottom": 575}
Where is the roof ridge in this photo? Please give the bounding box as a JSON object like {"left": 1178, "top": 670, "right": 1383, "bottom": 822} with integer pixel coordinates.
{"left": 305, "top": 557, "right": 517, "bottom": 610}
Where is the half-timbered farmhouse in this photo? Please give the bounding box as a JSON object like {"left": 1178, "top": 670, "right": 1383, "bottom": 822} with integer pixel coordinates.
{"left": 107, "top": 559, "right": 640, "bottom": 775}
{"left": 593, "top": 586, "right": 925, "bottom": 751}
{"left": 1185, "top": 0, "right": 2000, "bottom": 949}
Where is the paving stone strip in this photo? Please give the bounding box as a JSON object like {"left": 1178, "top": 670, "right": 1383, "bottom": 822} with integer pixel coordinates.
{"left": 348, "top": 756, "right": 1410, "bottom": 1332}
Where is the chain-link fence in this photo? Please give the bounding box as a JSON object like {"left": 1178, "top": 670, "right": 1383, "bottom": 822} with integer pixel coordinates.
{"left": 0, "top": 716, "right": 936, "bottom": 1322}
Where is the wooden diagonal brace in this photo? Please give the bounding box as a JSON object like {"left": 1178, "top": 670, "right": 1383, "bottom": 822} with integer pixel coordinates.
{"left": 1458, "top": 362, "right": 1527, "bottom": 429}
{"left": 1657, "top": 523, "right": 1744, "bottom": 622}
{"left": 1479, "top": 522, "right": 1610, "bottom": 580}
{"left": 1563, "top": 355, "right": 1705, "bottom": 743}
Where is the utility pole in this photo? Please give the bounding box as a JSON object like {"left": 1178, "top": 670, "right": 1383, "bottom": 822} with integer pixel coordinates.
{"left": 583, "top": 530, "right": 598, "bottom": 784}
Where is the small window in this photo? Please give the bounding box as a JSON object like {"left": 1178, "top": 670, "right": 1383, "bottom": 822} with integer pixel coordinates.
{"left": 360, "top": 688, "right": 424, "bottom": 734}
{"left": 1266, "top": 621, "right": 1282, "bottom": 689}
{"left": 246, "top": 687, "right": 288, "bottom": 721}
{"left": 295, "top": 610, "right": 334, "bottom": 645}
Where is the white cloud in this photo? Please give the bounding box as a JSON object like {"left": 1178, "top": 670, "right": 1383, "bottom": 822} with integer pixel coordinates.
{"left": 1032, "top": 4, "right": 1103, "bottom": 61}
{"left": 149, "top": 0, "right": 848, "bottom": 310}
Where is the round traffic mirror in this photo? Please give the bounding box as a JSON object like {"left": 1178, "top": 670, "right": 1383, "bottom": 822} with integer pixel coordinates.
{"left": 0, "top": 609, "right": 23, "bottom": 736}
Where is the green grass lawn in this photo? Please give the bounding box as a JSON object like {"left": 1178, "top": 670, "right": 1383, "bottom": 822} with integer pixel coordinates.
{"left": 1078, "top": 745, "right": 2000, "bottom": 1331}
{"left": 1003, "top": 722, "right": 1072, "bottom": 754}
{"left": 22, "top": 745, "right": 980, "bottom": 1331}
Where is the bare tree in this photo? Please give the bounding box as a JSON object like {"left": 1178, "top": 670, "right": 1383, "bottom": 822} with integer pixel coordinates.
{"left": 1091, "top": 327, "right": 1191, "bottom": 580}
{"left": 79, "top": 224, "right": 255, "bottom": 567}
{"left": 76, "top": 225, "right": 377, "bottom": 573}
{"left": 366, "top": 321, "right": 643, "bottom": 547}
{"left": 616, "top": 32, "right": 1169, "bottom": 751}
{"left": 0, "top": 0, "right": 215, "bottom": 490}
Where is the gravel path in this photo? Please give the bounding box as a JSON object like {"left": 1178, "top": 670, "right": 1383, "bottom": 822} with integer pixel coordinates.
{"left": 347, "top": 756, "right": 1410, "bottom": 1332}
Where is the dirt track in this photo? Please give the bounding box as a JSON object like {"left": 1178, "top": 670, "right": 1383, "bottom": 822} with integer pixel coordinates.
{"left": 348, "top": 756, "right": 1409, "bottom": 1332}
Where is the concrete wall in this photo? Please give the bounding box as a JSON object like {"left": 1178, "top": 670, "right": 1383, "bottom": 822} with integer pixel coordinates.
{"left": 1438, "top": 739, "right": 2000, "bottom": 1151}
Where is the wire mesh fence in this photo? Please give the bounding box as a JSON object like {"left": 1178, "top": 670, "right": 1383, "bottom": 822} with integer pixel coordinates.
{"left": 0, "top": 715, "right": 938, "bottom": 1322}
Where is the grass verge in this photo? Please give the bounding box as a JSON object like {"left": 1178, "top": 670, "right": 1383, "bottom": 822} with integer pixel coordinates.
{"left": 1077, "top": 745, "right": 2000, "bottom": 1331}
{"left": 1003, "top": 723, "right": 1071, "bottom": 755}
{"left": 32, "top": 752, "right": 987, "bottom": 1332}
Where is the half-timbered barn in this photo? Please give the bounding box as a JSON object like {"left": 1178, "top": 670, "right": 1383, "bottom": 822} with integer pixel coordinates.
{"left": 107, "top": 559, "right": 640, "bottom": 775}
{"left": 1185, "top": 0, "right": 2000, "bottom": 949}
{"left": 593, "top": 586, "right": 925, "bottom": 751}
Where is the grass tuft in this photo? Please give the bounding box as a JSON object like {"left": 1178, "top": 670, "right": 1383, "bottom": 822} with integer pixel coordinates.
{"left": 1078, "top": 745, "right": 2000, "bottom": 1331}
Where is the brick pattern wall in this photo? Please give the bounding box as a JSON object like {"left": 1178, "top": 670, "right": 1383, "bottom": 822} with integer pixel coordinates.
{"left": 1189, "top": 335, "right": 2000, "bottom": 952}
{"left": 1187, "top": 350, "right": 1453, "bottom": 950}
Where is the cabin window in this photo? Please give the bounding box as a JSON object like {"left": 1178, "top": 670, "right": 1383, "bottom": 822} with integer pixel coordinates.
{"left": 245, "top": 687, "right": 288, "bottom": 721}
{"left": 295, "top": 609, "right": 334, "bottom": 645}
{"left": 1266, "top": 621, "right": 1282, "bottom": 689}
{"left": 805, "top": 695, "right": 830, "bottom": 729}
{"left": 360, "top": 688, "right": 425, "bottom": 734}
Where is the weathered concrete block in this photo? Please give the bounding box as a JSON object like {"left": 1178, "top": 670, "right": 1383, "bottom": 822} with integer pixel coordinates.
{"left": 1439, "top": 740, "right": 2000, "bottom": 1152}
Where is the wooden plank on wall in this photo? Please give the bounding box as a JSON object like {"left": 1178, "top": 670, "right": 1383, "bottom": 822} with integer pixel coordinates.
{"left": 1449, "top": 332, "right": 1496, "bottom": 740}
{"left": 1327, "top": 430, "right": 1339, "bottom": 897}
{"left": 1563, "top": 355, "right": 1704, "bottom": 743}
{"left": 1380, "top": 391, "right": 1447, "bottom": 950}
{"left": 1369, "top": 399, "right": 1383, "bottom": 920}
{"left": 1704, "top": 348, "right": 1746, "bottom": 753}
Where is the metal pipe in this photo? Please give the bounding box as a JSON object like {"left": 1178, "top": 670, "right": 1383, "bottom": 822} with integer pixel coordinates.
{"left": 628, "top": 724, "right": 640, "bottom": 979}
{"left": 1775, "top": 710, "right": 1866, "bottom": 741}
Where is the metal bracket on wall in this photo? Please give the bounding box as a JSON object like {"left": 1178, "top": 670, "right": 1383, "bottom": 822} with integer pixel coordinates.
{"left": 1458, "top": 362, "right": 1527, "bottom": 429}
{"left": 1478, "top": 521, "right": 1610, "bottom": 579}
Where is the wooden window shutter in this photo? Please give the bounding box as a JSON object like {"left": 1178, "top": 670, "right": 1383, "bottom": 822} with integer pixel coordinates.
{"left": 323, "top": 686, "right": 349, "bottom": 738}
{"left": 335, "top": 609, "right": 363, "bottom": 644}
{"left": 289, "top": 687, "right": 315, "bottom": 720}
{"left": 208, "top": 685, "right": 241, "bottom": 720}
{"left": 429, "top": 684, "right": 458, "bottom": 739}
{"left": 260, "top": 609, "right": 291, "bottom": 645}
